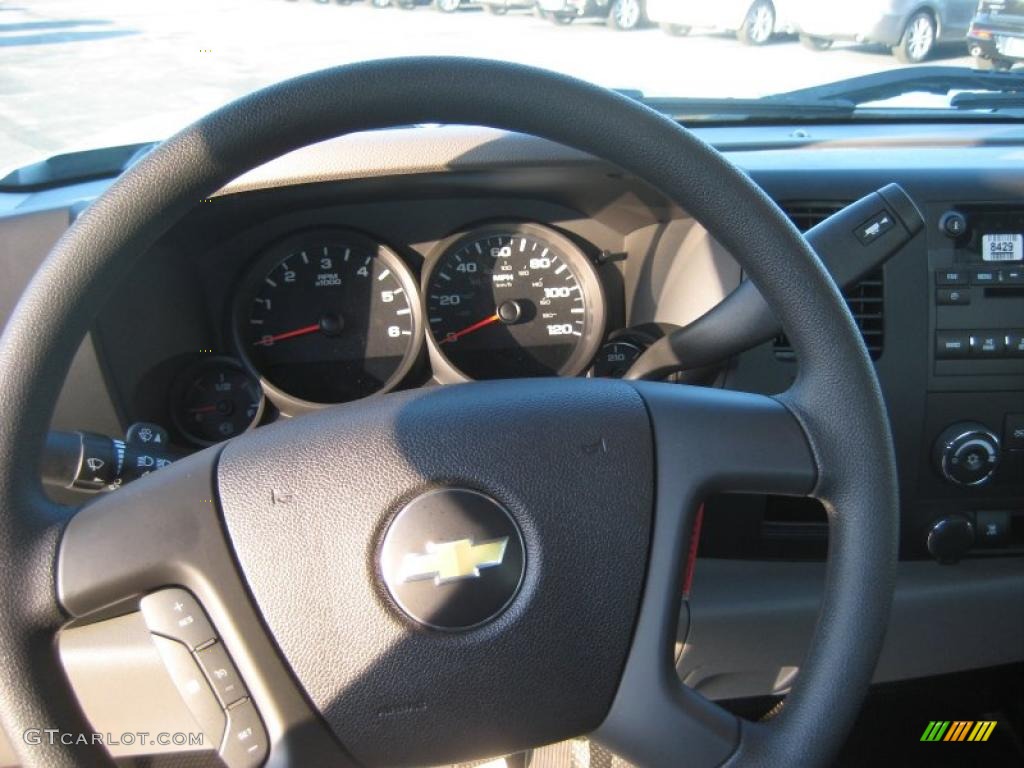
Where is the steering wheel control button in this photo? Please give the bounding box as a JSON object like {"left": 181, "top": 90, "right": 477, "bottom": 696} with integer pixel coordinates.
{"left": 220, "top": 699, "right": 268, "bottom": 768}
{"left": 151, "top": 635, "right": 226, "bottom": 749}
{"left": 934, "top": 423, "right": 1001, "bottom": 487}
{"left": 380, "top": 488, "right": 525, "bottom": 630}
{"left": 141, "top": 588, "right": 216, "bottom": 650}
{"left": 196, "top": 642, "right": 248, "bottom": 708}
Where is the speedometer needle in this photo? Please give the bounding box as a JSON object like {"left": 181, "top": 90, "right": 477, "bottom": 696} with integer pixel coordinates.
{"left": 440, "top": 313, "right": 500, "bottom": 345}
{"left": 253, "top": 323, "right": 321, "bottom": 346}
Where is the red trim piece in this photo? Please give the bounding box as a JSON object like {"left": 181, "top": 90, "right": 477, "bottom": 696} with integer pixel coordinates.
{"left": 682, "top": 503, "right": 704, "bottom": 597}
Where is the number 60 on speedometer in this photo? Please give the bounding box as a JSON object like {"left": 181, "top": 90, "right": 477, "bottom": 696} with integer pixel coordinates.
{"left": 423, "top": 223, "right": 606, "bottom": 381}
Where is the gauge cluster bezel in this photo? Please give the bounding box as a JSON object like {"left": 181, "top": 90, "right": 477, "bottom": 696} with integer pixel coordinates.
{"left": 421, "top": 220, "right": 608, "bottom": 385}
{"left": 229, "top": 227, "right": 425, "bottom": 416}
{"left": 169, "top": 356, "right": 266, "bottom": 447}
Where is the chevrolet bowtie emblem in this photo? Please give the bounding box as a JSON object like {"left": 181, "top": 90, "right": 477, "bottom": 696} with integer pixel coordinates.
{"left": 400, "top": 537, "right": 509, "bottom": 585}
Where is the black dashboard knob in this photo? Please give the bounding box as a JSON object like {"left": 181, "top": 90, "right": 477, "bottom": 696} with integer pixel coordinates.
{"left": 939, "top": 210, "right": 968, "bottom": 238}
{"left": 926, "top": 515, "right": 975, "bottom": 564}
{"left": 933, "top": 422, "right": 1001, "bottom": 487}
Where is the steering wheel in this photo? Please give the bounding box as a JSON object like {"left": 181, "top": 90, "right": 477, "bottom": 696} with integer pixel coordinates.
{"left": 0, "top": 59, "right": 897, "bottom": 768}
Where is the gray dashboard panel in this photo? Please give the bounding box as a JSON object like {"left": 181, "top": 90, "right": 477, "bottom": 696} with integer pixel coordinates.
{"left": 0, "top": 208, "right": 120, "bottom": 438}
{"left": 681, "top": 557, "right": 1024, "bottom": 701}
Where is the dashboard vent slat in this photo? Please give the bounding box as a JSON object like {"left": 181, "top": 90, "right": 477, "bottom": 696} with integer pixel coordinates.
{"left": 773, "top": 202, "right": 885, "bottom": 361}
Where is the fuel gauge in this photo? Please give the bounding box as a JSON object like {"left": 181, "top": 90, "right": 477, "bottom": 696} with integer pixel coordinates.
{"left": 171, "top": 357, "right": 265, "bottom": 446}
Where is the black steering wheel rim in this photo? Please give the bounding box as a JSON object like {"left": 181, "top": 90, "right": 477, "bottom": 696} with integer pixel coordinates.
{"left": 0, "top": 57, "right": 898, "bottom": 767}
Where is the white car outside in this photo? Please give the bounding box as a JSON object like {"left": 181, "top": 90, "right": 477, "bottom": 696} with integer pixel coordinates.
{"left": 646, "top": 0, "right": 797, "bottom": 44}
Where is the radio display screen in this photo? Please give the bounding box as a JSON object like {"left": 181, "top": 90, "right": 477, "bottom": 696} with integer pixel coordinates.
{"left": 982, "top": 234, "right": 1024, "bottom": 262}
{"left": 958, "top": 207, "right": 1024, "bottom": 263}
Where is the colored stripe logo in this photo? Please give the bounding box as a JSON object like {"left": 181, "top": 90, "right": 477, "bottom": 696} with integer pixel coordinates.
{"left": 920, "top": 721, "right": 997, "bottom": 742}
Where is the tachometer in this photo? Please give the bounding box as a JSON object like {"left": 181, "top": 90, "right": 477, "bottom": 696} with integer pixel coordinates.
{"left": 424, "top": 223, "right": 605, "bottom": 380}
{"left": 236, "top": 230, "right": 422, "bottom": 406}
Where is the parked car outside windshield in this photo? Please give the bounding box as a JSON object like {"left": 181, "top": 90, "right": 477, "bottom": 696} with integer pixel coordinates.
{"left": 645, "top": 0, "right": 795, "bottom": 45}
{"left": 787, "top": 0, "right": 978, "bottom": 62}
{"left": 969, "top": 0, "right": 1024, "bottom": 69}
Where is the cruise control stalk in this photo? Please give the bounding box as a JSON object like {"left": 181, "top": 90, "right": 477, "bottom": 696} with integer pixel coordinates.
{"left": 625, "top": 183, "right": 924, "bottom": 380}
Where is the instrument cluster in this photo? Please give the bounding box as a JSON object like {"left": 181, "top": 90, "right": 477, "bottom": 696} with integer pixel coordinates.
{"left": 169, "top": 220, "right": 655, "bottom": 446}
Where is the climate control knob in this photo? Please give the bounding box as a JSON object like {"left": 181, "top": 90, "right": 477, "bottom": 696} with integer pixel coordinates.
{"left": 933, "top": 423, "right": 1001, "bottom": 487}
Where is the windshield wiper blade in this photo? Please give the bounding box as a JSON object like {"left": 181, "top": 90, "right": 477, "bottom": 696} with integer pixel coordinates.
{"left": 619, "top": 92, "right": 856, "bottom": 121}
{"left": 950, "top": 91, "right": 1024, "bottom": 111}
{"left": 770, "top": 66, "right": 1024, "bottom": 107}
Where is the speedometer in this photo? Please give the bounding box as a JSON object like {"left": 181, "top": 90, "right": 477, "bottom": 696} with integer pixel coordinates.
{"left": 424, "top": 223, "right": 605, "bottom": 380}
{"left": 235, "top": 229, "right": 422, "bottom": 407}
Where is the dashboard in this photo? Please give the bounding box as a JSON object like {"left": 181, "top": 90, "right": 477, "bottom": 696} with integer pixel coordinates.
{"left": 1, "top": 123, "right": 1022, "bottom": 713}
{"left": 85, "top": 150, "right": 737, "bottom": 450}
{"left": 160, "top": 217, "right": 624, "bottom": 443}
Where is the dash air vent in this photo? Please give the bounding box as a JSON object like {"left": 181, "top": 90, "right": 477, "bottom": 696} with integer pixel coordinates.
{"left": 773, "top": 202, "right": 884, "bottom": 361}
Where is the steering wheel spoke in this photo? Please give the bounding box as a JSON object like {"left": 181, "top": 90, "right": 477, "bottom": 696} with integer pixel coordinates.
{"left": 57, "top": 448, "right": 345, "bottom": 766}
{"left": 59, "top": 449, "right": 223, "bottom": 617}
{"left": 594, "top": 382, "right": 816, "bottom": 767}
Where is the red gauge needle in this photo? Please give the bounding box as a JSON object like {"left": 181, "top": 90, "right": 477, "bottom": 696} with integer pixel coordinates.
{"left": 253, "top": 323, "right": 321, "bottom": 346}
{"left": 188, "top": 405, "right": 218, "bottom": 414}
{"left": 440, "top": 313, "right": 500, "bottom": 345}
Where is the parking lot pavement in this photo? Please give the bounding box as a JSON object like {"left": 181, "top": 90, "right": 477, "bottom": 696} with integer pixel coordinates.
{"left": 0, "top": 0, "right": 973, "bottom": 174}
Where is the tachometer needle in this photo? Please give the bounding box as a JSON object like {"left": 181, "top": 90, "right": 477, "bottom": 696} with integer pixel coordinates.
{"left": 253, "top": 323, "right": 321, "bottom": 346}
{"left": 440, "top": 313, "right": 500, "bottom": 345}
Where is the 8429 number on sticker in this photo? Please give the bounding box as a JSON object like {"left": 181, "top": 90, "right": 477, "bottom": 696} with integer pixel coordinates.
{"left": 982, "top": 234, "right": 1023, "bottom": 262}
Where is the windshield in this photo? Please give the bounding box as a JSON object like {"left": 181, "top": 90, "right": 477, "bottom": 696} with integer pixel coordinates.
{"left": 2, "top": 0, "right": 1023, "bottom": 174}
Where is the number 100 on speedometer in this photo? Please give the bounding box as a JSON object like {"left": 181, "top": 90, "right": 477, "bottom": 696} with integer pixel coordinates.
{"left": 424, "top": 223, "right": 606, "bottom": 381}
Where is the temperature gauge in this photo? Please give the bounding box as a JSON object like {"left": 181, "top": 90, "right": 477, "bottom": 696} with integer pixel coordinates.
{"left": 171, "top": 358, "right": 265, "bottom": 446}
{"left": 590, "top": 340, "right": 644, "bottom": 378}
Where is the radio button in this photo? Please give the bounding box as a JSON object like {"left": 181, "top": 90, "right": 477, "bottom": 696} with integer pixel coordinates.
{"left": 936, "top": 288, "right": 970, "bottom": 305}
{"left": 935, "top": 269, "right": 968, "bottom": 285}
{"left": 971, "top": 268, "right": 999, "bottom": 285}
{"left": 936, "top": 331, "right": 970, "bottom": 358}
{"left": 975, "top": 511, "right": 1011, "bottom": 548}
{"left": 1002, "top": 268, "right": 1024, "bottom": 284}
{"left": 971, "top": 332, "right": 1005, "bottom": 356}
{"left": 1005, "top": 414, "right": 1024, "bottom": 450}
{"left": 1004, "top": 331, "right": 1024, "bottom": 357}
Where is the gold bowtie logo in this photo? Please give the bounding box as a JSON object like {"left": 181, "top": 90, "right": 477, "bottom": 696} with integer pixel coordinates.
{"left": 400, "top": 537, "right": 509, "bottom": 585}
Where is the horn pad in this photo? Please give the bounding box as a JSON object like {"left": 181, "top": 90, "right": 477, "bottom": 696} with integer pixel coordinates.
{"left": 380, "top": 488, "right": 526, "bottom": 631}
{"left": 217, "top": 379, "right": 653, "bottom": 767}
